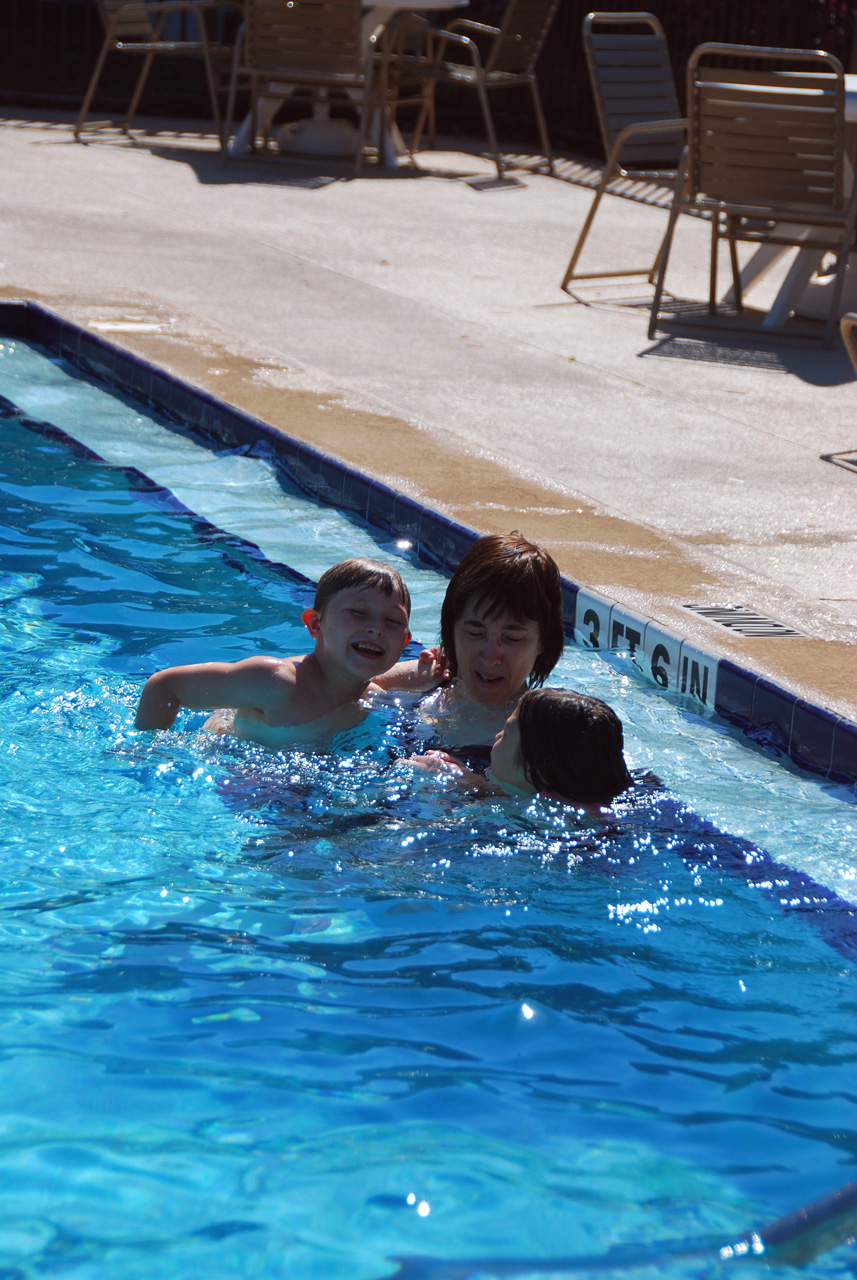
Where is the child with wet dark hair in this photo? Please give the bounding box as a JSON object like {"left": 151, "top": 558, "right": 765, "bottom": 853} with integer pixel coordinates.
{"left": 414, "top": 688, "right": 633, "bottom": 807}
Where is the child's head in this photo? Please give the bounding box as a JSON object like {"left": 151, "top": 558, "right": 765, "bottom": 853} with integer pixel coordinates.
{"left": 303, "top": 559, "right": 411, "bottom": 680}
{"left": 439, "top": 533, "right": 564, "bottom": 694}
{"left": 313, "top": 558, "right": 410, "bottom": 617}
{"left": 491, "top": 688, "right": 632, "bottom": 805}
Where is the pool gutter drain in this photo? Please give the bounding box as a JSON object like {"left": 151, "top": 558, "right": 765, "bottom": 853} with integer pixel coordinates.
{"left": 682, "top": 604, "right": 806, "bottom": 638}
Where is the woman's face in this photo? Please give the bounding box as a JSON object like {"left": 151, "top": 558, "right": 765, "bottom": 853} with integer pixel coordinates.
{"left": 452, "top": 596, "right": 543, "bottom": 706}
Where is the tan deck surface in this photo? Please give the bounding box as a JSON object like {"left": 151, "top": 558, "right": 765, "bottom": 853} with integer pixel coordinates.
{"left": 2, "top": 110, "right": 855, "bottom": 721}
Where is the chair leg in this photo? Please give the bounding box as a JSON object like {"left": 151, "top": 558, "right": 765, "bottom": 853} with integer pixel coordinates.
{"left": 125, "top": 50, "right": 157, "bottom": 132}
{"left": 564, "top": 127, "right": 668, "bottom": 289}
{"left": 560, "top": 162, "right": 615, "bottom": 291}
{"left": 647, "top": 170, "right": 685, "bottom": 340}
{"left": 249, "top": 73, "right": 258, "bottom": 155}
{"left": 125, "top": 8, "right": 168, "bottom": 131}
{"left": 823, "top": 222, "right": 855, "bottom": 347}
{"left": 727, "top": 217, "right": 743, "bottom": 313}
{"left": 191, "top": 6, "right": 224, "bottom": 148}
{"left": 646, "top": 224, "right": 669, "bottom": 285}
{"left": 74, "top": 31, "right": 114, "bottom": 139}
{"left": 528, "top": 75, "right": 553, "bottom": 176}
{"left": 222, "top": 28, "right": 243, "bottom": 161}
{"left": 427, "top": 81, "right": 436, "bottom": 149}
{"left": 409, "top": 79, "right": 436, "bottom": 154}
{"left": 473, "top": 71, "right": 503, "bottom": 179}
{"left": 376, "top": 26, "right": 391, "bottom": 162}
{"left": 410, "top": 90, "right": 431, "bottom": 155}
{"left": 648, "top": 162, "right": 689, "bottom": 284}
{"left": 709, "top": 216, "right": 719, "bottom": 314}
{"left": 356, "top": 63, "right": 376, "bottom": 174}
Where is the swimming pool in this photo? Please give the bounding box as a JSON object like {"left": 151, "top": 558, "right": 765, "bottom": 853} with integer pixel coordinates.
{"left": 1, "top": 319, "right": 857, "bottom": 1279}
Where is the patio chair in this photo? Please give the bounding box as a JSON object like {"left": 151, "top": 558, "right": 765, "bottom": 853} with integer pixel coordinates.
{"left": 842, "top": 313, "right": 857, "bottom": 372}
{"left": 374, "top": 15, "right": 437, "bottom": 156}
{"left": 75, "top": 0, "right": 237, "bottom": 147}
{"left": 648, "top": 44, "right": 857, "bottom": 347}
{"left": 560, "top": 12, "right": 686, "bottom": 293}
{"left": 223, "top": 0, "right": 378, "bottom": 172}
{"left": 406, "top": 0, "right": 561, "bottom": 180}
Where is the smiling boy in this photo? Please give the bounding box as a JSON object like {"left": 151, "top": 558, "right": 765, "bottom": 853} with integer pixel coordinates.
{"left": 133, "top": 558, "right": 411, "bottom": 748}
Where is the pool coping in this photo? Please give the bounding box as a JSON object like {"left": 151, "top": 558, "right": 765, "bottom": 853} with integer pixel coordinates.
{"left": 2, "top": 297, "right": 855, "bottom": 791}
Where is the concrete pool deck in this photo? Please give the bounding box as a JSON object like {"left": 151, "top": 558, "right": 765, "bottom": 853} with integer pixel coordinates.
{"left": 1, "top": 108, "right": 855, "bottom": 727}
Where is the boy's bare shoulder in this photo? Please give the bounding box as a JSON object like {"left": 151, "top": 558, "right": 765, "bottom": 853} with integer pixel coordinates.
{"left": 234, "top": 654, "right": 305, "bottom": 689}
{"left": 239, "top": 654, "right": 301, "bottom": 674}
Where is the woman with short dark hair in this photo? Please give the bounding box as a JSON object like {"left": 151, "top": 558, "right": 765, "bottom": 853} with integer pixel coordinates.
{"left": 377, "top": 531, "right": 565, "bottom": 748}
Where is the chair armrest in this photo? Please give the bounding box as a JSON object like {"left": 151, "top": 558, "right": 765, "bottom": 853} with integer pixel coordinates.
{"left": 387, "top": 12, "right": 434, "bottom": 47}
{"left": 432, "top": 27, "right": 485, "bottom": 69}
{"left": 397, "top": 14, "right": 433, "bottom": 32}
{"left": 445, "top": 19, "right": 500, "bottom": 36}
{"left": 615, "top": 117, "right": 687, "bottom": 135}
{"left": 376, "top": 14, "right": 435, "bottom": 63}
{"left": 607, "top": 116, "right": 687, "bottom": 166}
{"left": 112, "top": 0, "right": 236, "bottom": 16}
{"left": 107, "top": 0, "right": 238, "bottom": 44}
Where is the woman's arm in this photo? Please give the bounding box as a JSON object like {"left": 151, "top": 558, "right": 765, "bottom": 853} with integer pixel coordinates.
{"left": 408, "top": 750, "right": 499, "bottom": 797}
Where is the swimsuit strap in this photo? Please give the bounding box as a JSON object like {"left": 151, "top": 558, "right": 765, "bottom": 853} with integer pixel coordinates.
{"left": 450, "top": 743, "right": 493, "bottom": 775}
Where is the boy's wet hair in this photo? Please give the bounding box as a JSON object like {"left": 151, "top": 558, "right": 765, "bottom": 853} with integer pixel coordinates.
{"left": 439, "top": 532, "right": 564, "bottom": 686}
{"left": 314, "top": 558, "right": 411, "bottom": 617}
{"left": 517, "top": 688, "right": 633, "bottom": 804}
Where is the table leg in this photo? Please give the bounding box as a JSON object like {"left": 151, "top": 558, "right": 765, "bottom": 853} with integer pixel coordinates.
{"left": 367, "top": 106, "right": 406, "bottom": 165}
{"left": 761, "top": 248, "right": 824, "bottom": 331}
{"left": 722, "top": 242, "right": 790, "bottom": 304}
{"left": 227, "top": 95, "right": 282, "bottom": 157}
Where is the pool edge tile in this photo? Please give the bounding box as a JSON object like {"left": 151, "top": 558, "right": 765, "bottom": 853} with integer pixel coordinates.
{"left": 830, "top": 719, "right": 857, "bottom": 788}
{"left": 789, "top": 700, "right": 838, "bottom": 776}
{"left": 750, "top": 677, "right": 797, "bottom": 756}
{"left": 715, "top": 659, "right": 757, "bottom": 725}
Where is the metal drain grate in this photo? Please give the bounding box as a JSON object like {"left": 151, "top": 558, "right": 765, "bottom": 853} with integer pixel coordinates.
{"left": 682, "top": 604, "right": 806, "bottom": 638}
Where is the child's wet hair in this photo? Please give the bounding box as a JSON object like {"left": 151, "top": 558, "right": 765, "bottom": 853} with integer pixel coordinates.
{"left": 517, "top": 688, "right": 633, "bottom": 804}
{"left": 439, "top": 532, "right": 564, "bottom": 685}
{"left": 313, "top": 558, "right": 411, "bottom": 617}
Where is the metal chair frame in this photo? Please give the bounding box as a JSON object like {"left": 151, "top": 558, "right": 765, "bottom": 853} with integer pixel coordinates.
{"left": 649, "top": 43, "right": 857, "bottom": 347}
{"left": 561, "top": 12, "right": 686, "bottom": 293}
{"left": 407, "top": 0, "right": 561, "bottom": 180}
{"left": 374, "top": 14, "right": 437, "bottom": 156}
{"left": 75, "top": 0, "right": 235, "bottom": 147}
{"left": 223, "top": 0, "right": 378, "bottom": 173}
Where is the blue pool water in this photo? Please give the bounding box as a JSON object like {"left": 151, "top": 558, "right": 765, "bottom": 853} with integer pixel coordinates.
{"left": 1, "top": 339, "right": 857, "bottom": 1279}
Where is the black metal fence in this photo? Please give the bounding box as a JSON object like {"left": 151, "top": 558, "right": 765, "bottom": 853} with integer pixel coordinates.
{"left": 2, "top": 0, "right": 857, "bottom": 155}
{"left": 530, "top": 0, "right": 857, "bottom": 153}
{"left": 0, "top": 0, "right": 240, "bottom": 120}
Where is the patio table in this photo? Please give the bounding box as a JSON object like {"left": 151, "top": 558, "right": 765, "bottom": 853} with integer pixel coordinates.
{"left": 227, "top": 0, "right": 463, "bottom": 164}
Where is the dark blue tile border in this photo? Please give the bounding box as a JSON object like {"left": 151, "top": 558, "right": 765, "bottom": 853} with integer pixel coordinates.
{"left": 750, "top": 678, "right": 797, "bottom": 756}
{"left": 389, "top": 492, "right": 424, "bottom": 547}
{"left": 2, "top": 299, "right": 855, "bottom": 792}
{"left": 831, "top": 719, "right": 857, "bottom": 787}
{"left": 714, "top": 659, "right": 757, "bottom": 724}
{"left": 790, "top": 701, "right": 838, "bottom": 776}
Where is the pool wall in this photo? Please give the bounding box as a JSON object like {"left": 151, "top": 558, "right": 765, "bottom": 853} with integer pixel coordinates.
{"left": 3, "top": 299, "right": 855, "bottom": 789}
